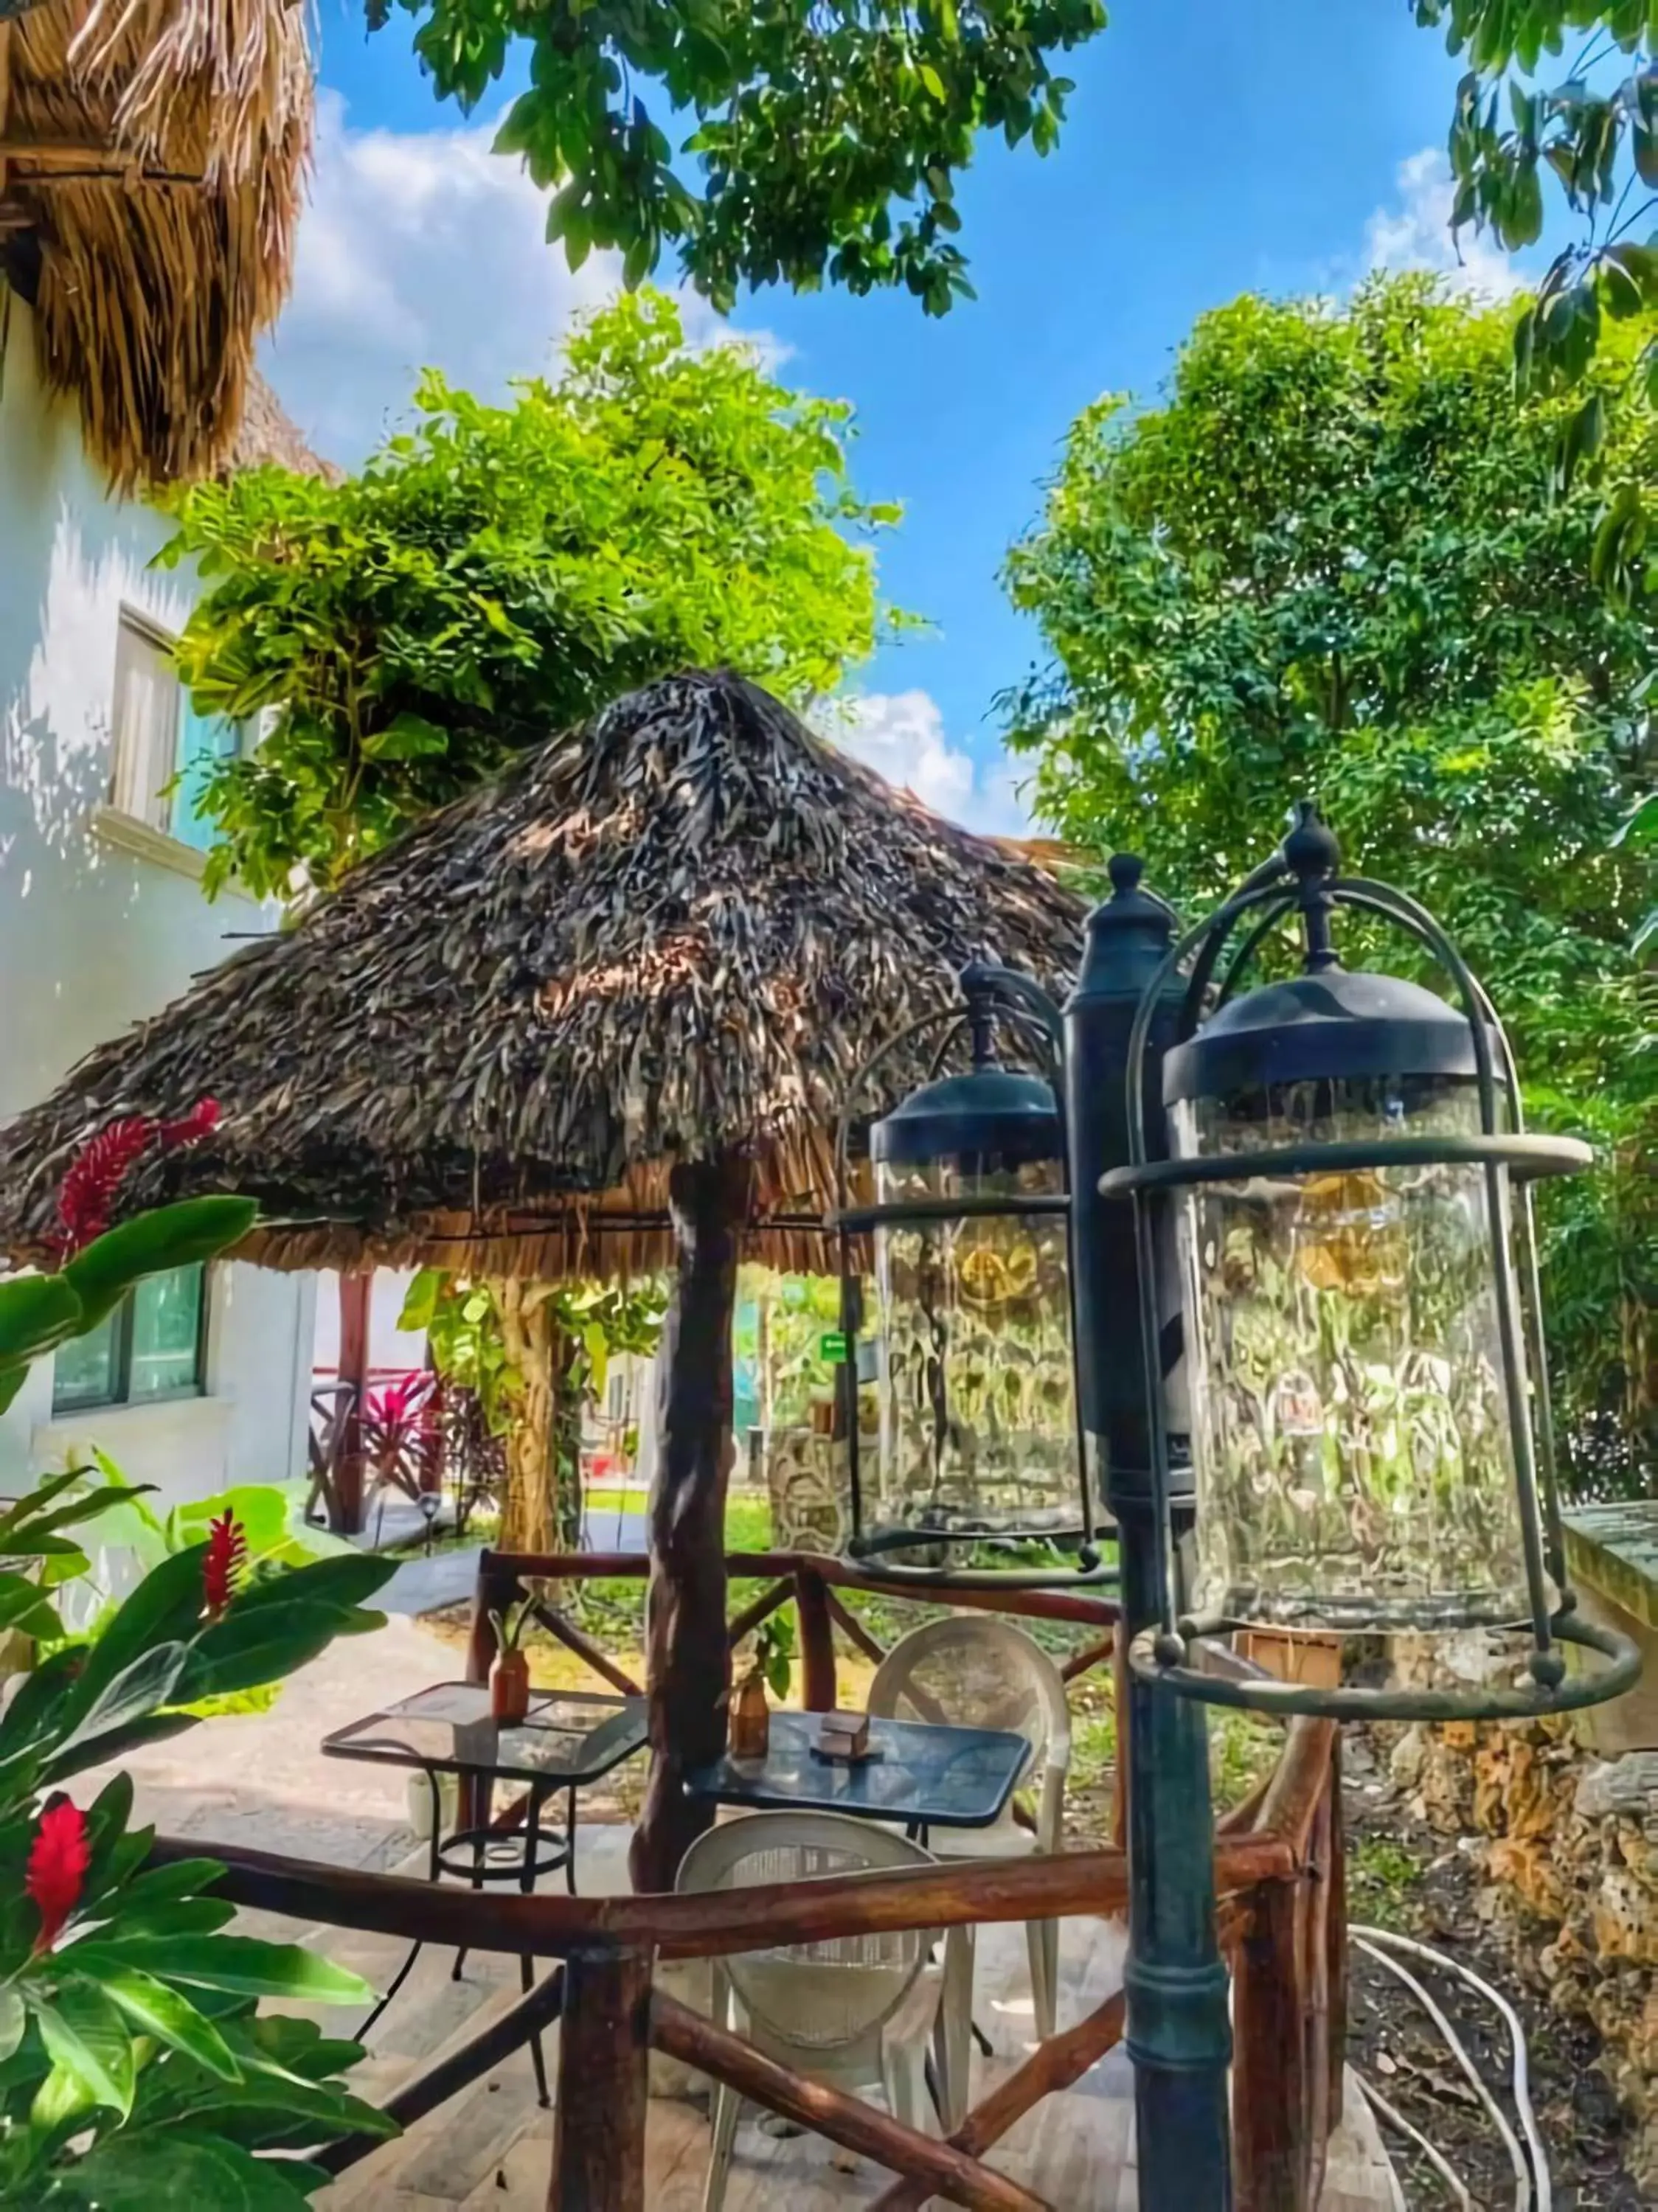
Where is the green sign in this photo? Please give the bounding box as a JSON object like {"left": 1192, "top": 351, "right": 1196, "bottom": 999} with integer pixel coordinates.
{"left": 818, "top": 1330, "right": 849, "bottom": 1363}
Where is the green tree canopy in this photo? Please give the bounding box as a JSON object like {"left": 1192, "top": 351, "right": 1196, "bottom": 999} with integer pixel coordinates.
{"left": 367, "top": 0, "right": 1104, "bottom": 316}
{"left": 162, "top": 290, "right": 904, "bottom": 898}
{"left": 1003, "top": 273, "right": 1655, "bottom": 1480}
{"left": 1417, "top": 4, "right": 1658, "bottom": 582}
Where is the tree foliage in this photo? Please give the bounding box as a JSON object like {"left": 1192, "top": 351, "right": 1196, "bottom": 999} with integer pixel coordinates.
{"left": 367, "top": 0, "right": 1104, "bottom": 315}
{"left": 1004, "top": 275, "right": 1656, "bottom": 1485}
{"left": 162, "top": 290, "right": 904, "bottom": 899}
{"left": 1419, "top": 3, "right": 1658, "bottom": 589}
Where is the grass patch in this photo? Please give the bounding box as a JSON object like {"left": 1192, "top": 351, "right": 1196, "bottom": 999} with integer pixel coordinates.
{"left": 1349, "top": 1833, "right": 1424, "bottom": 1930}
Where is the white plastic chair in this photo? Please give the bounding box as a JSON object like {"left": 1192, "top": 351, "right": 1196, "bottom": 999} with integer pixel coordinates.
{"left": 675, "top": 1810, "right": 943, "bottom": 2212}
{"left": 868, "top": 1615, "right": 1072, "bottom": 2122}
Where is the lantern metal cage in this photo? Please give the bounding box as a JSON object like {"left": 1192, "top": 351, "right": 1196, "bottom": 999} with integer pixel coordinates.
{"left": 1099, "top": 807, "right": 1641, "bottom": 1722}
{"left": 832, "top": 964, "right": 1111, "bottom": 1589}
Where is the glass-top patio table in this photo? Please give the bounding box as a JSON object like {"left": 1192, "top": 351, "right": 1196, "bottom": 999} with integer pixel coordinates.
{"left": 687, "top": 1708, "right": 1029, "bottom": 1832}
{"left": 322, "top": 1684, "right": 648, "bottom": 2104}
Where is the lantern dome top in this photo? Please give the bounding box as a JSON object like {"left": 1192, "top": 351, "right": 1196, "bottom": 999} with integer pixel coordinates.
{"left": 871, "top": 1064, "right": 1060, "bottom": 1170}
{"left": 1162, "top": 966, "right": 1478, "bottom": 1105}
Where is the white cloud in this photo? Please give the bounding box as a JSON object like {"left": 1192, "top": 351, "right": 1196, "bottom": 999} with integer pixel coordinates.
{"left": 1362, "top": 147, "right": 1524, "bottom": 299}
{"left": 826, "top": 691, "right": 1035, "bottom": 839}
{"left": 260, "top": 89, "right": 783, "bottom": 465}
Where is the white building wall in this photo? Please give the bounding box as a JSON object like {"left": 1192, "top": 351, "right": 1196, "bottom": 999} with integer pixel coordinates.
{"left": 0, "top": 306, "right": 313, "bottom": 1506}
{"left": 310, "top": 1267, "right": 429, "bottom": 1382}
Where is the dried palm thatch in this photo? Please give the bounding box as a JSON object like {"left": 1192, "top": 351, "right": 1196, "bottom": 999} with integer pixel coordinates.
{"left": 0, "top": 671, "right": 1087, "bottom": 1279}
{"left": 0, "top": 0, "right": 310, "bottom": 488}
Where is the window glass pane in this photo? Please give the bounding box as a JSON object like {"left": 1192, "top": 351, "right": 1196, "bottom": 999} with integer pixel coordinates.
{"left": 128, "top": 1265, "right": 205, "bottom": 1400}
{"left": 53, "top": 1310, "right": 121, "bottom": 1413}
{"left": 111, "top": 617, "right": 181, "bottom": 830}
{"left": 169, "top": 700, "right": 241, "bottom": 852}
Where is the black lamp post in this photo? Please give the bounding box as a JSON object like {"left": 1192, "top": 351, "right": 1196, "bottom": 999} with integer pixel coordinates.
{"left": 833, "top": 806, "right": 1639, "bottom": 2211}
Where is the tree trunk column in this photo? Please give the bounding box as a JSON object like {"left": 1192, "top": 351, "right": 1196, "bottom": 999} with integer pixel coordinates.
{"left": 497, "top": 1279, "right": 556, "bottom": 1555}
{"left": 629, "top": 1154, "right": 750, "bottom": 1895}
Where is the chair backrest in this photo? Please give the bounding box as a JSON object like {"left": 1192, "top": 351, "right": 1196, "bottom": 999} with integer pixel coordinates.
{"left": 676, "top": 1811, "right": 936, "bottom": 2053}
{"left": 868, "top": 1615, "right": 1072, "bottom": 1778}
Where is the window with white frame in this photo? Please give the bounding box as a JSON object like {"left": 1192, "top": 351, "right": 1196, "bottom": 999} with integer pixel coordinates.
{"left": 110, "top": 611, "right": 243, "bottom": 852}
{"left": 51, "top": 1264, "right": 209, "bottom": 1414}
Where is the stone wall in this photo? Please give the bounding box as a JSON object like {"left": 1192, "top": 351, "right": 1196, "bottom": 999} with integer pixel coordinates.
{"left": 1392, "top": 1715, "right": 1658, "bottom": 2192}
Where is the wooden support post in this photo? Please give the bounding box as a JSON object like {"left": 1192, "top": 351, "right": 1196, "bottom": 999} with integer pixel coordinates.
{"left": 797, "top": 1563, "right": 836, "bottom": 1711}
{"left": 336, "top": 1271, "right": 371, "bottom": 1535}
{"left": 1232, "top": 1873, "right": 1309, "bottom": 2212}
{"left": 629, "top": 1154, "right": 750, "bottom": 1895}
{"left": 550, "top": 1949, "right": 651, "bottom": 2212}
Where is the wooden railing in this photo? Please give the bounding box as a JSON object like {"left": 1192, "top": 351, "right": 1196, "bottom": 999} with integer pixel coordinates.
{"left": 155, "top": 1548, "right": 1345, "bottom": 2212}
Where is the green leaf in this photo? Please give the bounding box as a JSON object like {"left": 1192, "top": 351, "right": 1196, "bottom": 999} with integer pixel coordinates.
{"left": 41, "top": 1709, "right": 199, "bottom": 1785}
{"left": 51, "top": 1641, "right": 190, "bottom": 1764}
{"left": 65, "top": 1199, "right": 257, "bottom": 1333}
{"left": 62, "top": 1933, "right": 375, "bottom": 2004}
{"left": 34, "top": 1983, "right": 135, "bottom": 2116}
{"left": 918, "top": 61, "right": 946, "bottom": 100}
{"left": 0, "top": 1571, "right": 62, "bottom": 1642}
{"left": 70, "top": 1545, "right": 210, "bottom": 1711}
{"left": 57, "top": 2129, "right": 324, "bottom": 2210}
{"left": 99, "top": 1968, "right": 243, "bottom": 2081}
{"left": 0, "top": 1986, "right": 24, "bottom": 2064}
{"left": 133, "top": 2068, "right": 397, "bottom": 2149}
{"left": 361, "top": 711, "right": 450, "bottom": 760}
{"left": 0, "top": 1273, "right": 82, "bottom": 1366}
{"left": 223, "top": 1550, "right": 396, "bottom": 1617}
{"left": 31, "top": 2056, "right": 97, "bottom": 2134}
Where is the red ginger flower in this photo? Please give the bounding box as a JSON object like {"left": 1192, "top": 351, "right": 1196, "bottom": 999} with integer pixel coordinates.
{"left": 27, "top": 1798, "right": 90, "bottom": 1953}
{"left": 203, "top": 1511, "right": 246, "bottom": 1618}
{"left": 46, "top": 1099, "right": 223, "bottom": 1262}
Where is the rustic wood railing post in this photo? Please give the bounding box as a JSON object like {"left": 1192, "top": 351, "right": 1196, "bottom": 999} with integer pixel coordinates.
{"left": 797, "top": 1562, "right": 837, "bottom": 1711}
{"left": 630, "top": 1153, "right": 751, "bottom": 1895}
{"left": 1231, "top": 1872, "right": 1308, "bottom": 2212}
{"left": 1325, "top": 1739, "right": 1348, "bottom": 2109}
{"left": 336, "top": 1270, "right": 371, "bottom": 1534}
{"left": 550, "top": 1948, "right": 652, "bottom": 2211}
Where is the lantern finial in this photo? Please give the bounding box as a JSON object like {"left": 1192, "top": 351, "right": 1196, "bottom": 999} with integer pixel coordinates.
{"left": 1284, "top": 800, "right": 1342, "bottom": 973}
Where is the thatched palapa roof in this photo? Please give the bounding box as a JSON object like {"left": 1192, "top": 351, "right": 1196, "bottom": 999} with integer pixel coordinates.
{"left": 0, "top": 672, "right": 1086, "bottom": 1279}
{"left": 0, "top": 0, "right": 310, "bottom": 487}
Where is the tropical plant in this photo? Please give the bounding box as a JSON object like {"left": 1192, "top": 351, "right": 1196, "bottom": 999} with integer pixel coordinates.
{"left": 746, "top": 1612, "right": 797, "bottom": 1700}
{"left": 159, "top": 289, "right": 906, "bottom": 899}
{"left": 1003, "top": 275, "right": 1656, "bottom": 1489}
{"left": 38, "top": 1465, "right": 357, "bottom": 1719}
{"left": 366, "top": 0, "right": 1105, "bottom": 313}
{"left": 0, "top": 1144, "right": 400, "bottom": 2205}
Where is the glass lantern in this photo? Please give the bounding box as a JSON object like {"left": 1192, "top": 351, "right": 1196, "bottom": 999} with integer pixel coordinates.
{"left": 1099, "top": 806, "right": 1640, "bottom": 1721}
{"left": 834, "top": 970, "right": 1103, "bottom": 1587}
{"left": 1164, "top": 971, "right": 1531, "bottom": 1632}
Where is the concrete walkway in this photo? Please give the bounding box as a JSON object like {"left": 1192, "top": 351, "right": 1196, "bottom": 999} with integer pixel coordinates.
{"left": 353, "top": 1492, "right": 648, "bottom": 1620}
{"left": 69, "top": 1613, "right": 457, "bottom": 1866}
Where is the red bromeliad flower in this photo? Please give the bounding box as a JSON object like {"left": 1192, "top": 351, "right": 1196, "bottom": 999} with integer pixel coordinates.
{"left": 158, "top": 1099, "right": 221, "bottom": 1149}
{"left": 202, "top": 1510, "right": 246, "bottom": 1618}
{"left": 26, "top": 1798, "right": 90, "bottom": 1953}
{"left": 46, "top": 1099, "right": 223, "bottom": 1262}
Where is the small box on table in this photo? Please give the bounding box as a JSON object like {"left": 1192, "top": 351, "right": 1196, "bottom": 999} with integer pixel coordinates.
{"left": 811, "top": 1711, "right": 873, "bottom": 1764}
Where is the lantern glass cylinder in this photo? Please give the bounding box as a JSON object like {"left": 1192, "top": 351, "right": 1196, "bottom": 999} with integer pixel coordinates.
{"left": 870, "top": 1149, "right": 1080, "bottom": 1553}
{"left": 1172, "top": 1070, "right": 1540, "bottom": 1631}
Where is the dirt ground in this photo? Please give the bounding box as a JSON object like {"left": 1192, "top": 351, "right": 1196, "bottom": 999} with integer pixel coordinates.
{"left": 1342, "top": 1737, "right": 1643, "bottom": 2211}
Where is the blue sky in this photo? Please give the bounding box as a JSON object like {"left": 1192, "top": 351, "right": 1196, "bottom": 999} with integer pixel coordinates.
{"left": 266, "top": 1, "right": 1517, "bottom": 835}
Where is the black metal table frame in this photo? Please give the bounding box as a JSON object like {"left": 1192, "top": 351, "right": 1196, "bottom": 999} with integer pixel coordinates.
{"left": 345, "top": 1750, "right": 588, "bottom": 2108}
